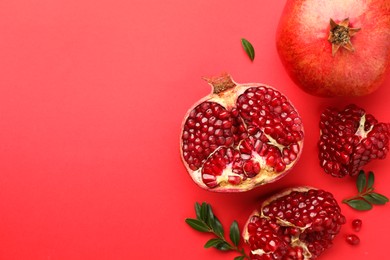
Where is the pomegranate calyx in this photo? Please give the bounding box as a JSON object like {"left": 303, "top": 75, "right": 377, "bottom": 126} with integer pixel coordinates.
{"left": 328, "top": 18, "right": 361, "bottom": 56}
{"left": 203, "top": 73, "right": 236, "bottom": 94}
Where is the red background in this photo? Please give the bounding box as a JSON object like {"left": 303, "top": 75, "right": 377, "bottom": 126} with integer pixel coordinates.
{"left": 0, "top": 0, "right": 389, "bottom": 259}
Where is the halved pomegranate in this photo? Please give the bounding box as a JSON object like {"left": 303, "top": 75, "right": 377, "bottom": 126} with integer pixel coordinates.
{"left": 243, "top": 187, "right": 346, "bottom": 259}
{"left": 180, "top": 74, "right": 304, "bottom": 192}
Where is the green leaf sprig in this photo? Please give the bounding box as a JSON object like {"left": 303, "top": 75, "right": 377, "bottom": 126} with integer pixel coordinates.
{"left": 185, "top": 202, "right": 249, "bottom": 260}
{"left": 343, "top": 170, "right": 389, "bottom": 211}
{"left": 241, "top": 38, "right": 255, "bottom": 62}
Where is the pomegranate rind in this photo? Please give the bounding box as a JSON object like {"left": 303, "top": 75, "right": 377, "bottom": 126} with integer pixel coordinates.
{"left": 180, "top": 75, "right": 304, "bottom": 192}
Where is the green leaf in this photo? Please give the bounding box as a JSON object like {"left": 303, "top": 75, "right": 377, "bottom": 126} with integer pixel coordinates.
{"left": 364, "top": 193, "right": 389, "bottom": 205}
{"left": 229, "top": 220, "right": 240, "bottom": 246}
{"left": 215, "top": 241, "right": 232, "bottom": 251}
{"left": 195, "top": 202, "right": 202, "bottom": 220}
{"left": 234, "top": 256, "right": 246, "bottom": 260}
{"left": 200, "top": 202, "right": 209, "bottom": 223}
{"left": 367, "top": 171, "right": 375, "bottom": 190}
{"left": 344, "top": 199, "right": 373, "bottom": 211}
{"left": 211, "top": 216, "right": 225, "bottom": 238}
{"left": 356, "top": 170, "right": 366, "bottom": 193}
{"left": 241, "top": 38, "right": 255, "bottom": 61}
{"left": 185, "top": 218, "right": 211, "bottom": 232}
{"left": 204, "top": 238, "right": 232, "bottom": 251}
{"left": 207, "top": 204, "right": 215, "bottom": 227}
{"left": 204, "top": 238, "right": 224, "bottom": 248}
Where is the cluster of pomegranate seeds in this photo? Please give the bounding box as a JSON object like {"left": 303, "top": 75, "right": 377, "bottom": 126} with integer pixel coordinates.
{"left": 318, "top": 104, "right": 390, "bottom": 177}
{"left": 244, "top": 188, "right": 345, "bottom": 259}
{"left": 182, "top": 102, "right": 242, "bottom": 171}
{"left": 181, "top": 79, "right": 304, "bottom": 190}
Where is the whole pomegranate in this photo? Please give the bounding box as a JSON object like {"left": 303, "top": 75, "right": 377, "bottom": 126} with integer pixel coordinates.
{"left": 180, "top": 74, "right": 304, "bottom": 192}
{"left": 243, "top": 187, "right": 346, "bottom": 259}
{"left": 319, "top": 104, "right": 390, "bottom": 177}
{"left": 276, "top": 0, "right": 390, "bottom": 97}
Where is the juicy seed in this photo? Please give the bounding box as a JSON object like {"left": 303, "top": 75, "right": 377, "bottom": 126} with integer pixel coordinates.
{"left": 246, "top": 189, "right": 345, "bottom": 259}
{"left": 181, "top": 84, "right": 304, "bottom": 189}
{"left": 346, "top": 234, "right": 360, "bottom": 245}
{"left": 318, "top": 104, "right": 390, "bottom": 177}
{"left": 352, "top": 219, "right": 362, "bottom": 232}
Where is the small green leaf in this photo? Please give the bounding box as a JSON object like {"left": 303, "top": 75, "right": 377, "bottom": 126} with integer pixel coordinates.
{"left": 215, "top": 241, "right": 232, "bottom": 251}
{"left": 367, "top": 171, "right": 375, "bottom": 190}
{"left": 356, "top": 170, "right": 366, "bottom": 193}
{"left": 200, "top": 202, "right": 209, "bottom": 223}
{"left": 195, "top": 202, "right": 202, "bottom": 220}
{"left": 229, "top": 220, "right": 240, "bottom": 246}
{"left": 204, "top": 238, "right": 232, "bottom": 251}
{"left": 234, "top": 256, "right": 246, "bottom": 260}
{"left": 241, "top": 38, "right": 255, "bottom": 61}
{"left": 344, "top": 199, "right": 373, "bottom": 211}
{"left": 204, "top": 238, "right": 224, "bottom": 248}
{"left": 207, "top": 204, "right": 215, "bottom": 227}
{"left": 211, "top": 216, "right": 225, "bottom": 238}
{"left": 185, "top": 218, "right": 211, "bottom": 232}
{"left": 364, "top": 193, "right": 389, "bottom": 205}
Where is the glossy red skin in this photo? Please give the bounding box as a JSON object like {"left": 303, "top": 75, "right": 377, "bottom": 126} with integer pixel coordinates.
{"left": 276, "top": 0, "right": 390, "bottom": 97}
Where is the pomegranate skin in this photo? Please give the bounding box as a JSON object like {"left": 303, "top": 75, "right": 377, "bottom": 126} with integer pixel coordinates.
{"left": 276, "top": 0, "right": 390, "bottom": 97}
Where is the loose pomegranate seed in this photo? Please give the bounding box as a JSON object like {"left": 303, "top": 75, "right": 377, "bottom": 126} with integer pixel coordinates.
{"left": 352, "top": 219, "right": 362, "bottom": 232}
{"left": 346, "top": 234, "right": 360, "bottom": 245}
{"left": 319, "top": 104, "right": 390, "bottom": 177}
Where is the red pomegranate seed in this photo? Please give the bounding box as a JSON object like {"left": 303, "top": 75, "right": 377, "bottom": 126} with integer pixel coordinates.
{"left": 352, "top": 219, "right": 362, "bottom": 232}
{"left": 346, "top": 234, "right": 360, "bottom": 245}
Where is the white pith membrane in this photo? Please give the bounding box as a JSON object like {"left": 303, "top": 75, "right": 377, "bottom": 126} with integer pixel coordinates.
{"left": 180, "top": 75, "right": 304, "bottom": 192}
{"left": 355, "top": 114, "right": 373, "bottom": 139}
{"left": 242, "top": 187, "right": 344, "bottom": 259}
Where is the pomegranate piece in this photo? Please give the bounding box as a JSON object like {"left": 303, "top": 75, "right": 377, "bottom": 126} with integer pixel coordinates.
{"left": 319, "top": 104, "right": 390, "bottom": 177}
{"left": 180, "top": 74, "right": 304, "bottom": 192}
{"left": 243, "top": 187, "right": 346, "bottom": 259}
{"left": 346, "top": 234, "right": 360, "bottom": 245}
{"left": 352, "top": 219, "right": 362, "bottom": 232}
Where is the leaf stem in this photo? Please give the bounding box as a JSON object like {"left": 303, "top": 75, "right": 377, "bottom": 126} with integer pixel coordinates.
{"left": 204, "top": 218, "right": 249, "bottom": 258}
{"left": 343, "top": 171, "right": 388, "bottom": 210}
{"left": 343, "top": 187, "right": 374, "bottom": 203}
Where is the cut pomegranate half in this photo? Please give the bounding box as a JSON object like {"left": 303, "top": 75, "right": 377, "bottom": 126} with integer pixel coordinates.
{"left": 180, "top": 74, "right": 304, "bottom": 192}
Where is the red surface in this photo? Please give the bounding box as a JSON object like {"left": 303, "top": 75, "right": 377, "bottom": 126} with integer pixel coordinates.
{"left": 0, "top": 0, "right": 389, "bottom": 259}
